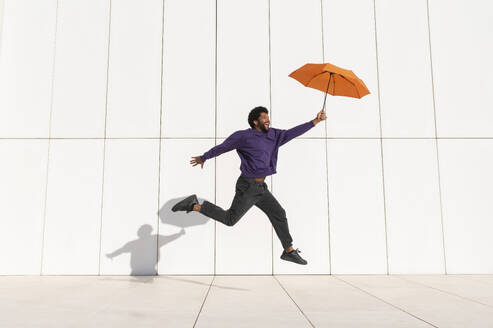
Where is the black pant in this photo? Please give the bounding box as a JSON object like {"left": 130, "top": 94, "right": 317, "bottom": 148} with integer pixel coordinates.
{"left": 199, "top": 174, "right": 293, "bottom": 249}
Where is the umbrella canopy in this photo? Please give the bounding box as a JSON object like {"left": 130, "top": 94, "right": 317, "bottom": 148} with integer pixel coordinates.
{"left": 289, "top": 62, "right": 370, "bottom": 110}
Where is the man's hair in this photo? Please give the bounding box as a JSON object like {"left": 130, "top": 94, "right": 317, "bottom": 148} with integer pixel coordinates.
{"left": 248, "top": 106, "right": 268, "bottom": 128}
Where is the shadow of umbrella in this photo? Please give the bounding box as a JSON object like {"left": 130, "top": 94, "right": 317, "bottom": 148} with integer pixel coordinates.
{"left": 159, "top": 196, "right": 210, "bottom": 228}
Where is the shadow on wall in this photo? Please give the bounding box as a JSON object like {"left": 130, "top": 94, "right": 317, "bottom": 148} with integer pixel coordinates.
{"left": 158, "top": 196, "right": 210, "bottom": 229}
{"left": 104, "top": 196, "right": 209, "bottom": 281}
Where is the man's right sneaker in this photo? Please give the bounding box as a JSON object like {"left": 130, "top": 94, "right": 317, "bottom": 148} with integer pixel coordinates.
{"left": 171, "top": 194, "right": 199, "bottom": 213}
{"left": 280, "top": 248, "right": 307, "bottom": 265}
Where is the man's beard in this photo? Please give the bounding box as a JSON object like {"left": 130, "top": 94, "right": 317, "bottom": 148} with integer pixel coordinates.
{"left": 258, "top": 123, "right": 269, "bottom": 133}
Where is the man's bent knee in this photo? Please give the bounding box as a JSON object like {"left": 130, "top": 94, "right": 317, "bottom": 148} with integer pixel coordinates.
{"left": 225, "top": 210, "right": 243, "bottom": 226}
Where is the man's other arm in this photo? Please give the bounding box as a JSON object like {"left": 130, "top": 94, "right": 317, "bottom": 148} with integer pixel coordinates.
{"left": 199, "top": 130, "right": 243, "bottom": 162}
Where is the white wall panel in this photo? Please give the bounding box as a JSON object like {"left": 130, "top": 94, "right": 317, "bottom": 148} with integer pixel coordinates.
{"left": 50, "top": 0, "right": 109, "bottom": 138}
{"left": 42, "top": 140, "right": 104, "bottom": 274}
{"left": 216, "top": 141, "right": 272, "bottom": 274}
{"left": 105, "top": 0, "right": 162, "bottom": 138}
{"left": 322, "top": 0, "right": 380, "bottom": 138}
{"left": 383, "top": 140, "right": 444, "bottom": 273}
{"left": 158, "top": 139, "right": 215, "bottom": 274}
{"left": 375, "top": 0, "right": 435, "bottom": 137}
{"left": 162, "top": 0, "right": 215, "bottom": 138}
{"left": 0, "top": 0, "right": 5, "bottom": 52}
{"left": 216, "top": 0, "right": 270, "bottom": 138}
{"left": 328, "top": 140, "right": 387, "bottom": 273}
{"left": 100, "top": 140, "right": 159, "bottom": 275}
{"left": 0, "top": 140, "right": 48, "bottom": 275}
{"left": 0, "top": 0, "right": 57, "bottom": 137}
{"left": 438, "top": 140, "right": 493, "bottom": 273}
{"left": 429, "top": 0, "right": 493, "bottom": 137}
{"left": 270, "top": 0, "right": 324, "bottom": 138}
{"left": 273, "top": 139, "right": 329, "bottom": 274}
{"left": 215, "top": 0, "right": 271, "bottom": 276}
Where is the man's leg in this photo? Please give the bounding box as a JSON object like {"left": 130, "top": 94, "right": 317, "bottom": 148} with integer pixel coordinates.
{"left": 195, "top": 176, "right": 261, "bottom": 226}
{"left": 254, "top": 189, "right": 293, "bottom": 251}
{"left": 255, "top": 189, "right": 308, "bottom": 265}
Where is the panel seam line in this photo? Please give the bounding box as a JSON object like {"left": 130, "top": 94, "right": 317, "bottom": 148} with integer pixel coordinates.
{"left": 97, "top": 0, "right": 112, "bottom": 275}
{"left": 156, "top": 0, "right": 166, "bottom": 275}
{"left": 372, "top": 0, "right": 390, "bottom": 275}
{"left": 40, "top": 0, "right": 60, "bottom": 275}
{"left": 426, "top": 0, "right": 447, "bottom": 275}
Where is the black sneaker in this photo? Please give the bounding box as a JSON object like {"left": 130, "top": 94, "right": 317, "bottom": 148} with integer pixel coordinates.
{"left": 171, "top": 194, "right": 199, "bottom": 213}
{"left": 280, "top": 248, "right": 307, "bottom": 265}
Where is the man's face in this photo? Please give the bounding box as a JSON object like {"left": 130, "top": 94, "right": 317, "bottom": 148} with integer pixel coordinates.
{"left": 254, "top": 112, "right": 270, "bottom": 132}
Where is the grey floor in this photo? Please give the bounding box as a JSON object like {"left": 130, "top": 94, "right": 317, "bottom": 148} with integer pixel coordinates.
{"left": 1, "top": 275, "right": 493, "bottom": 327}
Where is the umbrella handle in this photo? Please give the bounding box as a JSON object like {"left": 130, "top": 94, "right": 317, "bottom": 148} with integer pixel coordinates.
{"left": 322, "top": 72, "right": 332, "bottom": 112}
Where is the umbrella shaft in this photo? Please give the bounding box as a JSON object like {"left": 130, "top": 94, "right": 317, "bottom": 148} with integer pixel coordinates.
{"left": 322, "top": 73, "right": 332, "bottom": 111}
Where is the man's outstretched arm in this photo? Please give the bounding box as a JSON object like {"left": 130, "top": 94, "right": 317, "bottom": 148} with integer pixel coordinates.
{"left": 190, "top": 130, "right": 243, "bottom": 168}
{"left": 277, "top": 109, "right": 326, "bottom": 147}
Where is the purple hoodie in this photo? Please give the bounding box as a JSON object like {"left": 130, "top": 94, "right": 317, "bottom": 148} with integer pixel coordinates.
{"left": 200, "top": 120, "right": 315, "bottom": 177}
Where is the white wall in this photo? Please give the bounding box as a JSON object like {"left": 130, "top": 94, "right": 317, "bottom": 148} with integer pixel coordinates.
{"left": 0, "top": 0, "right": 5, "bottom": 52}
{"left": 0, "top": 0, "right": 57, "bottom": 137}
{"left": 1, "top": 0, "right": 492, "bottom": 275}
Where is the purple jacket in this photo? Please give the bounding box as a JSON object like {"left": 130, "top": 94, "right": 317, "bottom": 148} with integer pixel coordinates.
{"left": 200, "top": 120, "right": 315, "bottom": 177}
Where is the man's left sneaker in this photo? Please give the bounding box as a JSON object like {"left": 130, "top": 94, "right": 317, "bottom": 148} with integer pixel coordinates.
{"left": 280, "top": 248, "right": 307, "bottom": 265}
{"left": 171, "top": 194, "right": 199, "bottom": 213}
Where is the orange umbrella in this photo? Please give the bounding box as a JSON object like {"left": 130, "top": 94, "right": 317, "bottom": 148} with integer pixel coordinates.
{"left": 289, "top": 62, "right": 370, "bottom": 111}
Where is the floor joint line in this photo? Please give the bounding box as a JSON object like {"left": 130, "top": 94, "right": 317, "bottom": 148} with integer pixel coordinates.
{"left": 334, "top": 275, "right": 439, "bottom": 327}
{"left": 273, "top": 275, "right": 316, "bottom": 328}
{"left": 192, "top": 275, "right": 215, "bottom": 328}
{"left": 397, "top": 275, "right": 493, "bottom": 310}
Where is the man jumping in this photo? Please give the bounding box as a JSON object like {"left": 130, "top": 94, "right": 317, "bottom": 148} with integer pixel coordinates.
{"left": 172, "top": 106, "right": 326, "bottom": 265}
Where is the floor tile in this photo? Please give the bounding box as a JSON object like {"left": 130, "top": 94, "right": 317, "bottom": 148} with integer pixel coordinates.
{"left": 277, "top": 275, "right": 431, "bottom": 327}
{"left": 338, "top": 275, "right": 493, "bottom": 328}
{"left": 400, "top": 275, "right": 493, "bottom": 308}
{"left": 0, "top": 276, "right": 212, "bottom": 328}
{"left": 195, "top": 276, "right": 311, "bottom": 328}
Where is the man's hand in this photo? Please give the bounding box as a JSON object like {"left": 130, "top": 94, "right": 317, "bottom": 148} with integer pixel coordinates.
{"left": 312, "top": 109, "right": 327, "bottom": 125}
{"left": 190, "top": 156, "right": 204, "bottom": 169}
